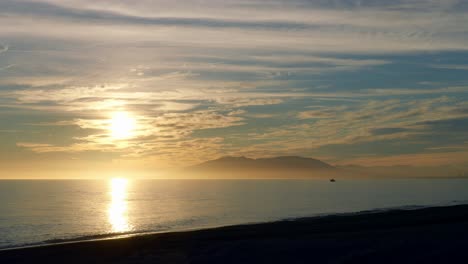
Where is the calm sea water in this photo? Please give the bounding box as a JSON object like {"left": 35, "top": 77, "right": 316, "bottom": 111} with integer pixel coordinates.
{"left": 1, "top": 179, "right": 468, "bottom": 249}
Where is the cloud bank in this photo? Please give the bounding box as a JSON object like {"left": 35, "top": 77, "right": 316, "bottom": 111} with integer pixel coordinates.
{"left": 1, "top": 0, "right": 467, "bottom": 173}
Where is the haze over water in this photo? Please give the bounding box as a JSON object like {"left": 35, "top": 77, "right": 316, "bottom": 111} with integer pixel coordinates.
{"left": 2, "top": 178, "right": 468, "bottom": 249}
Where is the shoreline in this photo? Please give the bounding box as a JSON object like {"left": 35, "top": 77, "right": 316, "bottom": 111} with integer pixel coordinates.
{"left": 1, "top": 204, "right": 468, "bottom": 263}
{"left": 0, "top": 203, "right": 452, "bottom": 251}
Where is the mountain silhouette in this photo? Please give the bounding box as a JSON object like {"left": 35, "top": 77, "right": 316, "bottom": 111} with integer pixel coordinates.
{"left": 189, "top": 156, "right": 335, "bottom": 171}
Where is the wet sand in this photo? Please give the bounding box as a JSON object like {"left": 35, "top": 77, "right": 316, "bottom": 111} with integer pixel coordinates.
{"left": 1, "top": 204, "right": 468, "bottom": 263}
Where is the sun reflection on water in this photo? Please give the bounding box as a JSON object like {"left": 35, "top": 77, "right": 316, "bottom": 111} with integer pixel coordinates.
{"left": 108, "top": 178, "right": 132, "bottom": 233}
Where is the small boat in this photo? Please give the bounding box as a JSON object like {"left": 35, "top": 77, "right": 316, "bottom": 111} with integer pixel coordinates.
{"left": 329, "top": 179, "right": 336, "bottom": 182}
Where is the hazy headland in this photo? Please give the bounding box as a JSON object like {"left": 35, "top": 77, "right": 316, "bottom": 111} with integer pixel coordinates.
{"left": 171, "top": 156, "right": 468, "bottom": 179}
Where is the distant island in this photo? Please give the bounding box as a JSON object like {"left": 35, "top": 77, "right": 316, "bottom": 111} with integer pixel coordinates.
{"left": 178, "top": 156, "right": 468, "bottom": 179}
{"left": 182, "top": 156, "right": 337, "bottom": 178}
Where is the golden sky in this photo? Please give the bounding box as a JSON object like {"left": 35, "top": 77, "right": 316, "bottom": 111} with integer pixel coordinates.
{"left": 1, "top": 0, "right": 468, "bottom": 178}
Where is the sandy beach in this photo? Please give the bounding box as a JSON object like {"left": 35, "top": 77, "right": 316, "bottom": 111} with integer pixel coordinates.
{"left": 1, "top": 204, "right": 468, "bottom": 263}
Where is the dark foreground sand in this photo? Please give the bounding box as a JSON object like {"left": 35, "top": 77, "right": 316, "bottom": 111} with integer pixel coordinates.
{"left": 2, "top": 204, "right": 468, "bottom": 264}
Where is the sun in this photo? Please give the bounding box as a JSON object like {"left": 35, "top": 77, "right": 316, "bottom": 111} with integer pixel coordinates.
{"left": 109, "top": 111, "right": 136, "bottom": 139}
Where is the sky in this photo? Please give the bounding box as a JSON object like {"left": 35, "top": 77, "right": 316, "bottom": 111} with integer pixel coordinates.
{"left": 0, "top": 0, "right": 468, "bottom": 178}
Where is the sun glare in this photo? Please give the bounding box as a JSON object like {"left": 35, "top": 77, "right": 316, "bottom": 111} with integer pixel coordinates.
{"left": 109, "top": 178, "right": 131, "bottom": 233}
{"left": 109, "top": 111, "right": 136, "bottom": 139}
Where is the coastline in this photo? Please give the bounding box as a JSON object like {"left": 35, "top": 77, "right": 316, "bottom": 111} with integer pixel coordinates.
{"left": 1, "top": 204, "right": 468, "bottom": 263}
{"left": 0, "top": 203, "right": 448, "bottom": 251}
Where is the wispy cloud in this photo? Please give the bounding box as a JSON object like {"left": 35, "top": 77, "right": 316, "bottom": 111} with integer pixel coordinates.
{"left": 1, "top": 0, "right": 468, "bottom": 53}
{"left": 235, "top": 97, "right": 468, "bottom": 163}
{"left": 431, "top": 64, "right": 468, "bottom": 71}
{"left": 2, "top": 0, "right": 468, "bottom": 170}
{"left": 0, "top": 44, "right": 8, "bottom": 55}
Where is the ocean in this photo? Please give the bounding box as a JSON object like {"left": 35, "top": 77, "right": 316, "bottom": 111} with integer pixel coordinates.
{"left": 1, "top": 179, "right": 468, "bottom": 249}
